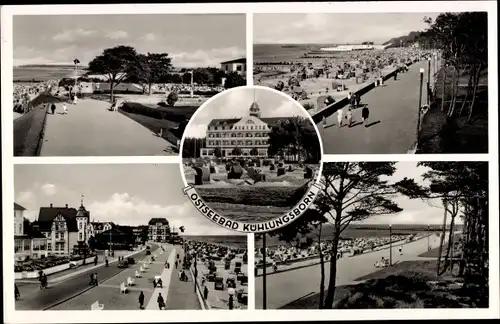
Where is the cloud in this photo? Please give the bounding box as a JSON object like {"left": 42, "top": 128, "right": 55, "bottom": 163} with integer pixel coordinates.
{"left": 142, "top": 33, "right": 157, "bottom": 41}
{"left": 106, "top": 31, "right": 128, "bottom": 40}
{"left": 52, "top": 29, "right": 97, "bottom": 42}
{"left": 86, "top": 193, "right": 236, "bottom": 235}
{"left": 171, "top": 46, "right": 245, "bottom": 68}
{"left": 17, "top": 191, "right": 36, "bottom": 205}
{"left": 41, "top": 184, "right": 57, "bottom": 196}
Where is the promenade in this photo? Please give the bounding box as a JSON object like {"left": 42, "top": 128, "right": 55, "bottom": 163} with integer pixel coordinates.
{"left": 15, "top": 243, "right": 201, "bottom": 310}
{"left": 40, "top": 98, "right": 174, "bottom": 156}
{"left": 255, "top": 233, "right": 442, "bottom": 309}
{"left": 318, "top": 59, "right": 430, "bottom": 154}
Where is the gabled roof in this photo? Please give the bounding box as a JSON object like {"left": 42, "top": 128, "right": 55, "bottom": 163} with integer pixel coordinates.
{"left": 221, "top": 58, "right": 246, "bottom": 64}
{"left": 38, "top": 207, "right": 79, "bottom": 232}
{"left": 148, "top": 218, "right": 169, "bottom": 226}
{"left": 14, "top": 202, "right": 26, "bottom": 211}
{"left": 207, "top": 117, "right": 290, "bottom": 129}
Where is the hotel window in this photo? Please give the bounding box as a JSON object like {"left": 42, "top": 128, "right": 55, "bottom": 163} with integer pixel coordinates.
{"left": 255, "top": 141, "right": 260, "bottom": 145}
{"left": 47, "top": 243, "right": 52, "bottom": 251}
{"left": 79, "top": 222, "right": 82, "bottom": 230}
{"left": 19, "top": 224, "right": 22, "bottom": 234}
{"left": 79, "top": 233, "right": 83, "bottom": 241}
{"left": 231, "top": 141, "right": 236, "bottom": 145}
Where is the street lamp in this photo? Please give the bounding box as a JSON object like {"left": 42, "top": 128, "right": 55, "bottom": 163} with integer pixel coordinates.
{"left": 188, "top": 71, "right": 194, "bottom": 98}
{"left": 73, "top": 58, "right": 80, "bottom": 96}
{"left": 389, "top": 224, "right": 392, "bottom": 266}
{"left": 262, "top": 233, "right": 267, "bottom": 310}
{"left": 427, "top": 57, "right": 432, "bottom": 105}
{"left": 428, "top": 224, "right": 431, "bottom": 251}
{"left": 416, "top": 68, "right": 424, "bottom": 148}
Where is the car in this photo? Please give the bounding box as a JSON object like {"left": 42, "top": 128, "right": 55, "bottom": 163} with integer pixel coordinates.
{"left": 236, "top": 287, "right": 248, "bottom": 305}
{"left": 214, "top": 276, "right": 224, "bottom": 290}
{"left": 226, "top": 276, "right": 237, "bottom": 288}
{"left": 127, "top": 257, "right": 135, "bottom": 265}
{"left": 206, "top": 272, "right": 217, "bottom": 282}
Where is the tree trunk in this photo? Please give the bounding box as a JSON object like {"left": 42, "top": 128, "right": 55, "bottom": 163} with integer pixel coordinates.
{"left": 447, "top": 67, "right": 458, "bottom": 117}
{"left": 437, "top": 200, "right": 448, "bottom": 276}
{"left": 440, "top": 67, "right": 447, "bottom": 112}
{"left": 323, "top": 214, "right": 341, "bottom": 309}
{"left": 110, "top": 82, "right": 115, "bottom": 103}
{"left": 467, "top": 63, "right": 482, "bottom": 123}
{"left": 148, "top": 83, "right": 152, "bottom": 95}
{"left": 318, "top": 223, "right": 325, "bottom": 309}
{"left": 458, "top": 66, "right": 475, "bottom": 117}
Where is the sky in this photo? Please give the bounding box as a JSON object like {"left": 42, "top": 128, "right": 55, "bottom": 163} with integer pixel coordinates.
{"left": 183, "top": 87, "right": 312, "bottom": 138}
{"left": 14, "top": 164, "right": 246, "bottom": 236}
{"left": 254, "top": 13, "right": 441, "bottom": 44}
{"left": 354, "top": 161, "right": 461, "bottom": 226}
{"left": 13, "top": 14, "right": 246, "bottom": 67}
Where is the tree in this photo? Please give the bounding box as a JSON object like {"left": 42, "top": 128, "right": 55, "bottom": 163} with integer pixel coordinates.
{"left": 87, "top": 45, "right": 140, "bottom": 102}
{"left": 249, "top": 147, "right": 259, "bottom": 156}
{"left": 232, "top": 146, "right": 242, "bottom": 156}
{"left": 318, "top": 162, "right": 407, "bottom": 308}
{"left": 131, "top": 53, "right": 172, "bottom": 95}
{"left": 224, "top": 71, "right": 246, "bottom": 89}
{"left": 214, "top": 147, "right": 223, "bottom": 158}
{"left": 167, "top": 91, "right": 179, "bottom": 107}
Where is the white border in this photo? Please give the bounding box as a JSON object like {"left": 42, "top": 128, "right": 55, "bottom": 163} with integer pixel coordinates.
{"left": 178, "top": 85, "right": 325, "bottom": 233}
{"left": 2, "top": 1, "right": 499, "bottom": 322}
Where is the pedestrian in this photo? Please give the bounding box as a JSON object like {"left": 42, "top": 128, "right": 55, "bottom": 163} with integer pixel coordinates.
{"left": 350, "top": 94, "right": 356, "bottom": 109}
{"left": 62, "top": 103, "right": 68, "bottom": 115}
{"left": 50, "top": 103, "right": 56, "bottom": 115}
{"left": 347, "top": 108, "right": 353, "bottom": 127}
{"left": 94, "top": 255, "right": 98, "bottom": 266}
{"left": 153, "top": 278, "right": 157, "bottom": 289}
{"left": 175, "top": 260, "right": 178, "bottom": 269}
{"left": 157, "top": 278, "right": 163, "bottom": 288}
{"left": 229, "top": 294, "right": 234, "bottom": 310}
{"left": 138, "top": 291, "right": 145, "bottom": 309}
{"left": 355, "top": 94, "right": 361, "bottom": 107}
{"left": 94, "top": 273, "right": 98, "bottom": 286}
{"left": 203, "top": 285, "right": 209, "bottom": 300}
{"left": 337, "top": 108, "right": 344, "bottom": 127}
{"left": 157, "top": 293, "right": 165, "bottom": 310}
{"left": 362, "top": 105, "right": 370, "bottom": 125}
{"left": 89, "top": 273, "right": 94, "bottom": 285}
{"left": 399, "top": 246, "right": 403, "bottom": 255}
{"left": 105, "top": 257, "right": 109, "bottom": 267}
{"left": 73, "top": 94, "right": 78, "bottom": 105}
{"left": 394, "top": 71, "right": 398, "bottom": 81}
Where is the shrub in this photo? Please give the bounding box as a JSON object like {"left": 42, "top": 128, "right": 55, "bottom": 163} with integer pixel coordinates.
{"left": 167, "top": 91, "right": 179, "bottom": 107}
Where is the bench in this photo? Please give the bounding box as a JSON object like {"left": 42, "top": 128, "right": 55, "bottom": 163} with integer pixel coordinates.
{"left": 91, "top": 301, "right": 104, "bottom": 310}
{"left": 127, "top": 276, "right": 135, "bottom": 286}
{"left": 135, "top": 270, "right": 141, "bottom": 278}
{"left": 140, "top": 266, "right": 145, "bottom": 273}
{"left": 120, "top": 282, "right": 128, "bottom": 294}
{"left": 144, "top": 262, "right": 149, "bottom": 269}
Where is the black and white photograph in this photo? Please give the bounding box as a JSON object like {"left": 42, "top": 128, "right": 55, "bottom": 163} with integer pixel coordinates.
{"left": 13, "top": 164, "right": 248, "bottom": 311}
{"left": 255, "top": 162, "right": 489, "bottom": 310}
{"left": 180, "top": 86, "right": 323, "bottom": 231}
{"left": 254, "top": 12, "right": 489, "bottom": 154}
{"left": 13, "top": 14, "right": 247, "bottom": 157}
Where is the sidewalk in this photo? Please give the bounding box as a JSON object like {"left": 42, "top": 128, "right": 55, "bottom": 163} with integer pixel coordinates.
{"left": 146, "top": 247, "right": 176, "bottom": 310}
{"left": 40, "top": 98, "right": 173, "bottom": 156}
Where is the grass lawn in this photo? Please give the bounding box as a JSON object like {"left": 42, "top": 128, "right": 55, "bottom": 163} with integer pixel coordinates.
{"left": 281, "top": 260, "right": 483, "bottom": 309}
{"left": 13, "top": 93, "right": 68, "bottom": 156}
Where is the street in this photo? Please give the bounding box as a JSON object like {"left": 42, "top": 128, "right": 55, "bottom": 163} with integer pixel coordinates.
{"left": 15, "top": 243, "right": 201, "bottom": 310}
{"left": 318, "top": 60, "right": 430, "bottom": 154}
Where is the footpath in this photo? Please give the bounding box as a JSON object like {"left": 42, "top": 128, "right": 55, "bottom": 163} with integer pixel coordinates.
{"left": 40, "top": 98, "right": 173, "bottom": 156}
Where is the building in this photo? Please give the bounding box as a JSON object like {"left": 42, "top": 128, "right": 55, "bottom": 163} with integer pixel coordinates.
{"left": 36, "top": 198, "right": 90, "bottom": 256}
{"left": 220, "top": 58, "right": 247, "bottom": 75}
{"left": 200, "top": 101, "right": 287, "bottom": 158}
{"left": 14, "top": 203, "right": 48, "bottom": 261}
{"left": 148, "top": 218, "right": 171, "bottom": 242}
{"left": 90, "top": 221, "right": 114, "bottom": 237}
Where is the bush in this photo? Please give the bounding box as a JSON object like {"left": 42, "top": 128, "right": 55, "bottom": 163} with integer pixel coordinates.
{"left": 120, "top": 102, "right": 189, "bottom": 123}
{"left": 167, "top": 91, "right": 179, "bottom": 107}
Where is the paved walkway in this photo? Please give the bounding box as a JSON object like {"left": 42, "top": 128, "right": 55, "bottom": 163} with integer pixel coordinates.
{"left": 318, "top": 60, "right": 430, "bottom": 154}
{"left": 40, "top": 99, "right": 173, "bottom": 156}
{"left": 255, "top": 233, "right": 444, "bottom": 309}
{"left": 146, "top": 248, "right": 176, "bottom": 310}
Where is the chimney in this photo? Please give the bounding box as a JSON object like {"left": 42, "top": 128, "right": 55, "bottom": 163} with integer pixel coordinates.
{"left": 50, "top": 203, "right": 53, "bottom": 208}
{"left": 65, "top": 204, "right": 68, "bottom": 208}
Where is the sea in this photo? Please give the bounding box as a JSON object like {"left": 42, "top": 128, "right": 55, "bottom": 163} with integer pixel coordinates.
{"left": 254, "top": 43, "right": 345, "bottom": 63}
{"left": 13, "top": 65, "right": 86, "bottom": 82}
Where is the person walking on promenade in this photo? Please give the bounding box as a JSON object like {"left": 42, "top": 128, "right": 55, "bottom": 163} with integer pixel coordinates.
{"left": 157, "top": 278, "right": 163, "bottom": 288}
{"left": 203, "top": 285, "right": 209, "bottom": 300}
{"left": 62, "top": 103, "right": 68, "bottom": 115}
{"left": 394, "top": 71, "right": 398, "bottom": 81}
{"left": 355, "top": 94, "right": 361, "bottom": 107}
{"left": 157, "top": 293, "right": 166, "bottom": 310}
{"left": 138, "top": 291, "right": 145, "bottom": 309}
{"left": 362, "top": 105, "right": 370, "bottom": 126}
{"left": 347, "top": 107, "right": 353, "bottom": 127}
{"left": 105, "top": 257, "right": 109, "bottom": 267}
{"left": 175, "top": 260, "right": 178, "bottom": 269}
{"left": 94, "top": 255, "right": 98, "bottom": 266}
{"left": 337, "top": 107, "right": 344, "bottom": 127}
{"left": 50, "top": 103, "right": 56, "bottom": 115}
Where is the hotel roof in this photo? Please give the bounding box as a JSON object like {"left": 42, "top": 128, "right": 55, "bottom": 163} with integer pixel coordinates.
{"left": 220, "top": 58, "right": 246, "bottom": 64}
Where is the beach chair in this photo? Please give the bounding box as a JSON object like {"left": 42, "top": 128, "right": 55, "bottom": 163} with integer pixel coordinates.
{"left": 127, "top": 276, "right": 135, "bottom": 286}
{"left": 120, "top": 282, "right": 128, "bottom": 294}
{"left": 91, "top": 301, "right": 104, "bottom": 310}
{"left": 135, "top": 270, "right": 141, "bottom": 278}
{"left": 140, "top": 265, "right": 145, "bottom": 273}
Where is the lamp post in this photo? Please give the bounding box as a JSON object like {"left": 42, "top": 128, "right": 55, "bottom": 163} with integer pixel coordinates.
{"left": 73, "top": 58, "right": 80, "bottom": 95}
{"left": 428, "top": 224, "right": 431, "bottom": 251}
{"left": 262, "top": 233, "right": 267, "bottom": 310}
{"left": 416, "top": 68, "right": 424, "bottom": 148}
{"left": 189, "top": 71, "right": 194, "bottom": 98}
{"left": 389, "top": 224, "right": 392, "bottom": 266}
{"left": 427, "top": 57, "right": 431, "bottom": 105}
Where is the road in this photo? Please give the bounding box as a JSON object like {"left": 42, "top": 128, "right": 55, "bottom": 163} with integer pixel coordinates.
{"left": 318, "top": 60, "right": 430, "bottom": 154}
{"left": 40, "top": 98, "right": 173, "bottom": 156}
{"left": 15, "top": 243, "right": 200, "bottom": 310}
{"left": 255, "top": 233, "right": 442, "bottom": 309}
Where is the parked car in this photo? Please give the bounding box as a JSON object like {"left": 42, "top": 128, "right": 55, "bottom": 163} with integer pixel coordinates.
{"left": 117, "top": 260, "right": 129, "bottom": 268}
{"left": 226, "top": 276, "right": 237, "bottom": 288}
{"left": 236, "top": 287, "right": 248, "bottom": 305}
{"left": 206, "top": 272, "right": 217, "bottom": 282}
{"left": 214, "top": 276, "right": 224, "bottom": 290}
{"left": 127, "top": 257, "right": 135, "bottom": 265}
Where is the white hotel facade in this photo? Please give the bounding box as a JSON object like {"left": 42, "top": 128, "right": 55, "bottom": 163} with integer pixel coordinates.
{"left": 200, "top": 102, "right": 283, "bottom": 158}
